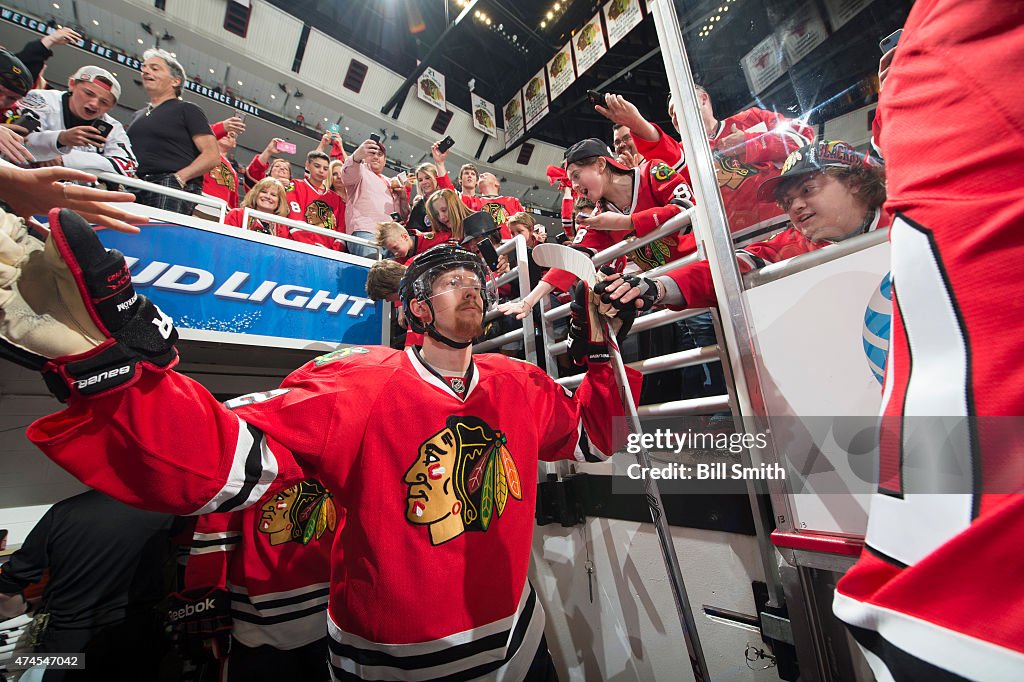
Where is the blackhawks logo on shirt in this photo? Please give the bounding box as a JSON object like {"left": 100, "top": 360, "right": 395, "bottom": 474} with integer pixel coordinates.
{"left": 714, "top": 153, "right": 758, "bottom": 190}
{"left": 650, "top": 162, "right": 676, "bottom": 182}
{"left": 305, "top": 199, "right": 337, "bottom": 231}
{"left": 404, "top": 416, "right": 522, "bottom": 546}
{"left": 258, "top": 479, "right": 337, "bottom": 546}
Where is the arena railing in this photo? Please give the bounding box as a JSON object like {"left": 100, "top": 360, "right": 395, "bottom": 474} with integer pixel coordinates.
{"left": 96, "top": 172, "right": 229, "bottom": 223}
{"left": 472, "top": 235, "right": 538, "bottom": 365}
{"left": 241, "top": 208, "right": 381, "bottom": 258}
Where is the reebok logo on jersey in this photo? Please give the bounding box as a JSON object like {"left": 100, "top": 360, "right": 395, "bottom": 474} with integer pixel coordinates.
{"left": 75, "top": 365, "right": 132, "bottom": 389}
{"left": 168, "top": 597, "right": 217, "bottom": 622}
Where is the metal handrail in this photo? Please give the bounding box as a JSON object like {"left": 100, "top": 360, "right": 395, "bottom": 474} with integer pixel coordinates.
{"left": 241, "top": 208, "right": 380, "bottom": 256}
{"left": 589, "top": 207, "right": 695, "bottom": 269}
{"left": 555, "top": 344, "right": 722, "bottom": 389}
{"left": 638, "top": 394, "right": 730, "bottom": 417}
{"left": 97, "top": 172, "right": 228, "bottom": 222}
{"left": 744, "top": 228, "right": 889, "bottom": 288}
{"left": 473, "top": 235, "right": 537, "bottom": 363}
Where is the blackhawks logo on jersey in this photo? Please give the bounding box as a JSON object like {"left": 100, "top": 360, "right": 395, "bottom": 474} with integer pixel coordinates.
{"left": 404, "top": 416, "right": 522, "bottom": 546}
{"left": 650, "top": 162, "right": 676, "bottom": 182}
{"left": 258, "top": 479, "right": 337, "bottom": 546}
{"left": 483, "top": 201, "right": 509, "bottom": 227}
{"left": 305, "top": 199, "right": 337, "bottom": 230}
{"left": 714, "top": 153, "right": 758, "bottom": 190}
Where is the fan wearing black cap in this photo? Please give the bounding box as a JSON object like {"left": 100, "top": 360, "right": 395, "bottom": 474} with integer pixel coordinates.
{"left": 0, "top": 49, "right": 35, "bottom": 164}
{"left": 596, "top": 140, "right": 888, "bottom": 313}
{"left": 501, "top": 137, "right": 696, "bottom": 321}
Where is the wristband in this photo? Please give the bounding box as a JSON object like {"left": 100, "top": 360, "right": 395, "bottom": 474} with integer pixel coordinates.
{"left": 174, "top": 173, "right": 186, "bottom": 188}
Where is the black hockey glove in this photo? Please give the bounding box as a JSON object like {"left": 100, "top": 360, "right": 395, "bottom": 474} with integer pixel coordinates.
{"left": 0, "top": 208, "right": 178, "bottom": 401}
{"left": 566, "top": 280, "right": 611, "bottom": 365}
{"left": 167, "top": 588, "right": 232, "bottom": 661}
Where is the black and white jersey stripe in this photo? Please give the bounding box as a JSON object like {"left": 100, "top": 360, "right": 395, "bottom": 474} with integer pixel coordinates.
{"left": 230, "top": 582, "right": 330, "bottom": 650}
{"left": 189, "top": 531, "right": 242, "bottom": 556}
{"left": 327, "top": 583, "right": 545, "bottom": 681}
{"left": 190, "top": 415, "right": 279, "bottom": 516}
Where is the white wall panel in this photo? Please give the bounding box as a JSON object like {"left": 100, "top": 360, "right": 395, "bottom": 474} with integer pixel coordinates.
{"left": 300, "top": 28, "right": 404, "bottom": 110}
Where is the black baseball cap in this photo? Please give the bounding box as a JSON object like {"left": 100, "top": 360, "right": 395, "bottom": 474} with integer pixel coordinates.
{"left": 757, "top": 139, "right": 875, "bottom": 203}
{"left": 564, "top": 137, "right": 630, "bottom": 171}
{"left": 0, "top": 49, "right": 32, "bottom": 97}
{"left": 460, "top": 211, "right": 499, "bottom": 244}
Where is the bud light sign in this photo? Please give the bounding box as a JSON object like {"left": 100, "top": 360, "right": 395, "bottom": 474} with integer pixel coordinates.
{"left": 98, "top": 221, "right": 383, "bottom": 348}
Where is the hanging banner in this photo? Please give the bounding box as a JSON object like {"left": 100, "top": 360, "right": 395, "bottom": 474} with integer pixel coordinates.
{"left": 503, "top": 92, "right": 525, "bottom": 145}
{"left": 471, "top": 93, "right": 497, "bottom": 137}
{"left": 741, "top": 33, "right": 787, "bottom": 96}
{"left": 572, "top": 13, "right": 607, "bottom": 78}
{"left": 779, "top": 2, "right": 829, "bottom": 66}
{"left": 417, "top": 66, "right": 447, "bottom": 112}
{"left": 603, "top": 0, "right": 643, "bottom": 49}
{"left": 546, "top": 43, "right": 576, "bottom": 101}
{"left": 822, "top": 0, "right": 873, "bottom": 32}
{"left": 522, "top": 68, "right": 550, "bottom": 131}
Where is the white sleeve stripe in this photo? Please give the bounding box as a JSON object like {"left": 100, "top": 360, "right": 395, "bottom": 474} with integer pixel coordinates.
{"left": 191, "top": 532, "right": 242, "bottom": 542}
{"left": 189, "top": 544, "right": 238, "bottom": 556}
{"left": 190, "top": 416, "right": 279, "bottom": 515}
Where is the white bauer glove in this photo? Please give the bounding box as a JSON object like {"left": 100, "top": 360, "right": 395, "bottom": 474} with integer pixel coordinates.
{"left": 0, "top": 207, "right": 178, "bottom": 401}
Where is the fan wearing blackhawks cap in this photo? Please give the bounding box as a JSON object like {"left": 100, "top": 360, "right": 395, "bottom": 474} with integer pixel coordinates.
{"left": 0, "top": 204, "right": 641, "bottom": 680}
{"left": 19, "top": 65, "right": 138, "bottom": 177}
{"left": 500, "top": 136, "right": 698, "bottom": 321}
{"left": 594, "top": 139, "right": 888, "bottom": 312}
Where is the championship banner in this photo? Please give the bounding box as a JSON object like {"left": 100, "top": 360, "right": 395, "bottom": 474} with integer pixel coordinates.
{"left": 503, "top": 92, "right": 525, "bottom": 145}
{"left": 779, "top": 2, "right": 829, "bottom": 67}
{"left": 546, "top": 43, "right": 576, "bottom": 101}
{"left": 572, "top": 13, "right": 607, "bottom": 78}
{"left": 522, "top": 68, "right": 550, "bottom": 131}
{"left": 741, "top": 33, "right": 787, "bottom": 95}
{"left": 471, "top": 93, "right": 497, "bottom": 137}
{"left": 603, "top": 0, "right": 642, "bottom": 49}
{"left": 822, "top": 0, "right": 873, "bottom": 32}
{"left": 417, "top": 67, "right": 447, "bottom": 112}
{"left": 97, "top": 221, "right": 384, "bottom": 349}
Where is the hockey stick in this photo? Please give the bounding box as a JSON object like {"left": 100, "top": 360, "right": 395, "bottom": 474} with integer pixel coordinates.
{"left": 532, "top": 244, "right": 711, "bottom": 682}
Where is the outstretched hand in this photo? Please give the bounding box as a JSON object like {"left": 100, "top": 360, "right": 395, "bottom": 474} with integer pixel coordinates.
{"left": 0, "top": 166, "right": 147, "bottom": 233}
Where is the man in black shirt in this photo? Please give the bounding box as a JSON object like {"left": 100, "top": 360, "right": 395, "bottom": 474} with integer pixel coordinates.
{"left": 0, "top": 490, "right": 178, "bottom": 681}
{"left": 127, "top": 48, "right": 218, "bottom": 215}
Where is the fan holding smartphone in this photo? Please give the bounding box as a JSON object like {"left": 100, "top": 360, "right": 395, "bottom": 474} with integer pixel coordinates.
{"left": 21, "top": 65, "right": 138, "bottom": 176}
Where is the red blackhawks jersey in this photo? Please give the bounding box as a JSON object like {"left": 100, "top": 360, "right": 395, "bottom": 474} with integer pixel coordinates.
{"left": 831, "top": 1, "right": 1024, "bottom": 679}
{"left": 286, "top": 179, "right": 346, "bottom": 250}
{"left": 29, "top": 346, "right": 639, "bottom": 681}
{"left": 634, "top": 116, "right": 811, "bottom": 239}
{"left": 477, "top": 195, "right": 521, "bottom": 240}
{"left": 202, "top": 154, "right": 239, "bottom": 210}
{"left": 667, "top": 209, "right": 888, "bottom": 309}
{"left": 542, "top": 159, "right": 696, "bottom": 292}
{"left": 184, "top": 479, "right": 337, "bottom": 649}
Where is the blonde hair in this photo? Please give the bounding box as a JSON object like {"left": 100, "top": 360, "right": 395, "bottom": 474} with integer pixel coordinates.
{"left": 328, "top": 159, "right": 348, "bottom": 201}
{"left": 507, "top": 211, "right": 535, "bottom": 230}
{"left": 426, "top": 188, "right": 473, "bottom": 242}
{"left": 375, "top": 220, "right": 409, "bottom": 248}
{"left": 414, "top": 162, "right": 439, "bottom": 180}
{"left": 366, "top": 259, "right": 408, "bottom": 302}
{"left": 241, "top": 178, "right": 289, "bottom": 217}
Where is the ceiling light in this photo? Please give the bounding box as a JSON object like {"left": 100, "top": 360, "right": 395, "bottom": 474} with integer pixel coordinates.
{"left": 270, "top": 94, "right": 276, "bottom": 99}
{"left": 137, "top": 38, "right": 144, "bottom": 44}
{"left": 295, "top": 105, "right": 301, "bottom": 110}
{"left": 345, "top": 126, "right": 350, "bottom": 131}
{"left": 540, "top": 20, "right": 546, "bottom": 28}
{"left": 324, "top": 117, "right": 329, "bottom": 121}
{"left": 554, "top": 2, "right": 561, "bottom": 9}
{"left": 485, "top": 18, "right": 491, "bottom": 25}
{"left": 236, "top": 80, "right": 243, "bottom": 86}
{"left": 716, "top": 15, "right": 721, "bottom": 20}
{"left": 92, "top": 19, "right": 99, "bottom": 25}
{"left": 209, "top": 68, "right": 215, "bottom": 74}
{"left": 170, "top": 52, "right": 176, "bottom": 57}
{"left": 52, "top": 3, "right": 59, "bottom": 8}
{"left": 546, "top": 11, "right": 554, "bottom": 19}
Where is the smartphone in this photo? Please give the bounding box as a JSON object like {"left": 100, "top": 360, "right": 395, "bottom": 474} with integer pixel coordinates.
{"left": 438, "top": 135, "right": 455, "bottom": 153}
{"left": 92, "top": 119, "right": 113, "bottom": 138}
{"left": 396, "top": 171, "right": 409, "bottom": 185}
{"left": 235, "top": 111, "right": 247, "bottom": 122}
{"left": 477, "top": 239, "right": 501, "bottom": 271}
{"left": 275, "top": 140, "right": 297, "bottom": 154}
{"left": 328, "top": 123, "right": 340, "bottom": 134}
{"left": 879, "top": 29, "right": 902, "bottom": 54}
{"left": 587, "top": 89, "right": 605, "bottom": 107}
{"left": 18, "top": 111, "right": 40, "bottom": 134}
{"left": 369, "top": 133, "right": 382, "bottom": 144}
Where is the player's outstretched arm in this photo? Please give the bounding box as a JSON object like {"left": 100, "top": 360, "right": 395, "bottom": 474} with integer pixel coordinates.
{"left": 0, "top": 208, "right": 330, "bottom": 514}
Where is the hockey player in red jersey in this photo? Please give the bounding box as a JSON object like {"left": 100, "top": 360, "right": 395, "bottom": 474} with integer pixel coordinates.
{"left": 502, "top": 137, "right": 696, "bottom": 320}
{"left": 593, "top": 140, "right": 888, "bottom": 311}
{"left": 826, "top": 3, "right": 1024, "bottom": 680}
{"left": 175, "top": 478, "right": 337, "bottom": 681}
{"left": 0, "top": 211, "right": 641, "bottom": 681}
